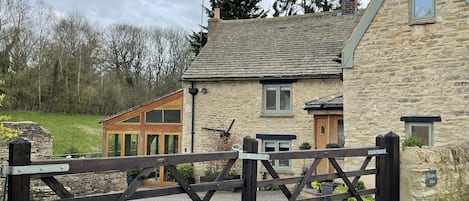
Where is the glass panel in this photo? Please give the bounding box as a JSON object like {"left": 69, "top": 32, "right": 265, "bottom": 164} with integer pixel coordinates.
{"left": 265, "top": 87, "right": 277, "bottom": 111}
{"left": 414, "top": 0, "right": 433, "bottom": 18}
{"left": 338, "top": 120, "right": 345, "bottom": 147}
{"left": 164, "top": 167, "right": 175, "bottom": 182}
{"left": 278, "top": 142, "right": 290, "bottom": 167}
{"left": 264, "top": 142, "right": 276, "bottom": 152}
{"left": 124, "top": 134, "right": 138, "bottom": 156}
{"left": 412, "top": 125, "right": 430, "bottom": 145}
{"left": 123, "top": 115, "right": 140, "bottom": 123}
{"left": 164, "top": 110, "right": 181, "bottom": 123}
{"left": 164, "top": 135, "right": 179, "bottom": 154}
{"left": 146, "top": 135, "right": 159, "bottom": 155}
{"left": 264, "top": 141, "right": 276, "bottom": 166}
{"left": 146, "top": 110, "right": 162, "bottom": 123}
{"left": 279, "top": 86, "right": 291, "bottom": 110}
{"left": 108, "top": 134, "right": 121, "bottom": 157}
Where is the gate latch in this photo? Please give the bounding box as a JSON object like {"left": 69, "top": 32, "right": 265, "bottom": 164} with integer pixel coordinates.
{"left": 232, "top": 144, "right": 269, "bottom": 160}
{"left": 1, "top": 164, "right": 70, "bottom": 177}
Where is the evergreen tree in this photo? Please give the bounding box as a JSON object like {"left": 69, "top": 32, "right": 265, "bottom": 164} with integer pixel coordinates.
{"left": 208, "top": 0, "right": 268, "bottom": 20}
{"left": 273, "top": 0, "right": 336, "bottom": 17}
{"left": 188, "top": 0, "right": 267, "bottom": 56}
{"left": 188, "top": 27, "right": 207, "bottom": 56}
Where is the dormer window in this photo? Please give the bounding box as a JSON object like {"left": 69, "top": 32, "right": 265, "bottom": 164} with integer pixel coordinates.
{"left": 409, "top": 0, "right": 435, "bottom": 25}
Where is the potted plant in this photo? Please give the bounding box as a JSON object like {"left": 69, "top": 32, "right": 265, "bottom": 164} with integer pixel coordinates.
{"left": 310, "top": 180, "right": 321, "bottom": 195}
{"left": 177, "top": 163, "right": 195, "bottom": 184}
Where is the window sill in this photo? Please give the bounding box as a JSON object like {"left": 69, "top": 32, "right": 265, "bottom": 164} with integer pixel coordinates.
{"left": 260, "top": 113, "right": 294, "bottom": 118}
{"left": 409, "top": 18, "right": 436, "bottom": 25}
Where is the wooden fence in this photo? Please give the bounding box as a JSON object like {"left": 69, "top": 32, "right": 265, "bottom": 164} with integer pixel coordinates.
{"left": 4, "top": 132, "right": 399, "bottom": 201}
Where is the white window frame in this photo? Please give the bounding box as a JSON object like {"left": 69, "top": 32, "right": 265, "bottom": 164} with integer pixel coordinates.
{"left": 405, "top": 122, "right": 434, "bottom": 146}
{"left": 262, "top": 84, "right": 292, "bottom": 115}
{"left": 263, "top": 140, "right": 292, "bottom": 170}
{"left": 409, "top": 0, "right": 436, "bottom": 25}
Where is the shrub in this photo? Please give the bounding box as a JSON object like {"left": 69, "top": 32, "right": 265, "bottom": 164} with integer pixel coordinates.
{"left": 177, "top": 163, "right": 194, "bottom": 180}
{"left": 126, "top": 168, "right": 142, "bottom": 177}
{"left": 332, "top": 181, "right": 375, "bottom": 201}
{"left": 262, "top": 184, "right": 280, "bottom": 191}
{"left": 326, "top": 143, "right": 341, "bottom": 148}
{"left": 311, "top": 180, "right": 321, "bottom": 189}
{"left": 300, "top": 142, "right": 312, "bottom": 150}
{"left": 402, "top": 136, "right": 424, "bottom": 148}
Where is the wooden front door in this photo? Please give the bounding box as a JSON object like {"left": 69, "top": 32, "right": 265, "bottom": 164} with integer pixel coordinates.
{"left": 314, "top": 115, "right": 343, "bottom": 174}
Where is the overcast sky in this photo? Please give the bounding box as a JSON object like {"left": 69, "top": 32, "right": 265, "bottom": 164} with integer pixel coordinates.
{"left": 38, "top": 0, "right": 276, "bottom": 32}
{"left": 37, "top": 0, "right": 370, "bottom": 32}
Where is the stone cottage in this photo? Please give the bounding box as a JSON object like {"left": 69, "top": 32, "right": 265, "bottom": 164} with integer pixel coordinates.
{"left": 342, "top": 0, "right": 469, "bottom": 148}
{"left": 182, "top": 6, "right": 361, "bottom": 177}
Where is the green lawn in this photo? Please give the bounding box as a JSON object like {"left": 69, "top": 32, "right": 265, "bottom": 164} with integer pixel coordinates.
{"left": 1, "top": 111, "right": 104, "bottom": 155}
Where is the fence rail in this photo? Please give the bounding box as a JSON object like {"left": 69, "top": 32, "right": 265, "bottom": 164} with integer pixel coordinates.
{"left": 5, "top": 132, "right": 400, "bottom": 201}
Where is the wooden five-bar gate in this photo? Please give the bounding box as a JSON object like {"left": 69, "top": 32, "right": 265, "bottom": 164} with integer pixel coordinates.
{"left": 3, "top": 132, "right": 399, "bottom": 201}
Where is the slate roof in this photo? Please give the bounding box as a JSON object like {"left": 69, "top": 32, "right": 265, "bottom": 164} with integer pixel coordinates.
{"left": 304, "top": 93, "right": 343, "bottom": 110}
{"left": 183, "top": 12, "right": 361, "bottom": 81}
{"left": 99, "top": 89, "right": 182, "bottom": 123}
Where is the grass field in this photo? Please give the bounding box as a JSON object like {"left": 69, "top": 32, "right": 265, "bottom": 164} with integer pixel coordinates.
{"left": 1, "top": 111, "right": 104, "bottom": 155}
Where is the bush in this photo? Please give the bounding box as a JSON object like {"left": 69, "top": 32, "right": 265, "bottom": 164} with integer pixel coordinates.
{"left": 262, "top": 184, "right": 280, "bottom": 191}
{"left": 326, "top": 143, "right": 341, "bottom": 148}
{"left": 177, "top": 163, "right": 194, "bottom": 180}
{"left": 300, "top": 142, "right": 312, "bottom": 150}
{"left": 126, "top": 168, "right": 142, "bottom": 177}
{"left": 332, "top": 181, "right": 375, "bottom": 201}
{"left": 402, "top": 136, "right": 424, "bottom": 148}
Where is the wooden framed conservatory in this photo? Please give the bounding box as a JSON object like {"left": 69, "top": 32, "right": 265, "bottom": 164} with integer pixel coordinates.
{"left": 101, "top": 89, "right": 183, "bottom": 186}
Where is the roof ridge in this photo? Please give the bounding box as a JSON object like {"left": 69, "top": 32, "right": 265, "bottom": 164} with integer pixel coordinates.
{"left": 219, "top": 11, "right": 343, "bottom": 24}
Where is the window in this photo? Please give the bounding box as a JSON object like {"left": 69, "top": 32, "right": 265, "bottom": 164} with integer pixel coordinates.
{"left": 401, "top": 116, "right": 441, "bottom": 146}
{"left": 122, "top": 115, "right": 140, "bottom": 123}
{"left": 146, "top": 134, "right": 160, "bottom": 155}
{"left": 107, "top": 133, "right": 139, "bottom": 157}
{"left": 145, "top": 109, "right": 181, "bottom": 124}
{"left": 263, "top": 84, "right": 292, "bottom": 114}
{"left": 409, "top": 0, "right": 435, "bottom": 24}
{"left": 108, "top": 134, "right": 121, "bottom": 157}
{"left": 146, "top": 110, "right": 163, "bottom": 123}
{"left": 164, "top": 110, "right": 181, "bottom": 123}
{"left": 124, "top": 134, "right": 138, "bottom": 156}
{"left": 263, "top": 140, "right": 291, "bottom": 169}
{"left": 405, "top": 123, "right": 433, "bottom": 146}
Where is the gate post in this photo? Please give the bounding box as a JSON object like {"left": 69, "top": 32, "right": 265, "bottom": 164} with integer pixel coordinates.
{"left": 8, "top": 138, "right": 32, "bottom": 201}
{"left": 376, "top": 132, "right": 400, "bottom": 201}
{"left": 241, "top": 136, "right": 258, "bottom": 201}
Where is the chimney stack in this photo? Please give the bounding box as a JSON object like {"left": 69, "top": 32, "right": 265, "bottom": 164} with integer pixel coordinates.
{"left": 207, "top": 7, "right": 221, "bottom": 41}
{"left": 341, "top": 0, "right": 357, "bottom": 15}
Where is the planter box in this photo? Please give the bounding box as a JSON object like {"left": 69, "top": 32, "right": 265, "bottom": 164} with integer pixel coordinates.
{"left": 320, "top": 182, "right": 336, "bottom": 195}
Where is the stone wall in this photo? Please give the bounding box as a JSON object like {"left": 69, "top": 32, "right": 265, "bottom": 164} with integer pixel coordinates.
{"left": 182, "top": 79, "right": 342, "bottom": 179}
{"left": 343, "top": 0, "right": 469, "bottom": 156}
{"left": 400, "top": 141, "right": 469, "bottom": 201}
{"left": 31, "top": 172, "right": 126, "bottom": 201}
{"left": 1, "top": 122, "right": 126, "bottom": 200}
{"left": 1, "top": 121, "right": 53, "bottom": 161}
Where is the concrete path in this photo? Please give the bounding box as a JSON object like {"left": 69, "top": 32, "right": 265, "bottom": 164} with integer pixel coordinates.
{"left": 137, "top": 190, "right": 307, "bottom": 201}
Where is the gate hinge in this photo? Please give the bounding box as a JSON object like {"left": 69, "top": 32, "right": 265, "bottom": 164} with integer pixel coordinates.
{"left": 1, "top": 164, "right": 70, "bottom": 177}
